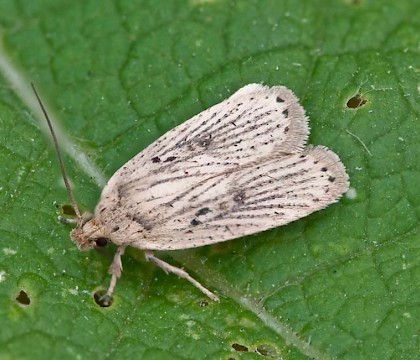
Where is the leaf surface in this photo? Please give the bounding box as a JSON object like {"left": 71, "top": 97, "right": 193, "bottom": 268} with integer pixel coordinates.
{"left": 0, "top": 0, "right": 419, "bottom": 359}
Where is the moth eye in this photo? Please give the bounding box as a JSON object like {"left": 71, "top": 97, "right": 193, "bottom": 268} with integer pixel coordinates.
{"left": 95, "top": 238, "right": 108, "bottom": 247}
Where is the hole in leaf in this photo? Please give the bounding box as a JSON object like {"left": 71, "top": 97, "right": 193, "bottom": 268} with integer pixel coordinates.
{"left": 255, "top": 344, "right": 277, "bottom": 357}
{"left": 346, "top": 95, "right": 367, "bottom": 109}
{"left": 232, "top": 343, "right": 248, "bottom": 352}
{"left": 197, "top": 299, "right": 209, "bottom": 307}
{"left": 61, "top": 204, "right": 76, "bottom": 216}
{"left": 94, "top": 290, "right": 112, "bottom": 307}
{"left": 16, "top": 290, "right": 30, "bottom": 306}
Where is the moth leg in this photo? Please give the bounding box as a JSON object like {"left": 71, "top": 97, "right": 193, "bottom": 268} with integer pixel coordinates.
{"left": 58, "top": 216, "right": 78, "bottom": 224}
{"left": 144, "top": 250, "right": 220, "bottom": 302}
{"left": 58, "top": 211, "right": 93, "bottom": 224}
{"left": 100, "top": 245, "right": 127, "bottom": 305}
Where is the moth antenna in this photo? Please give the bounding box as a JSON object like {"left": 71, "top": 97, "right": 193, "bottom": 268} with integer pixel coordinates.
{"left": 31, "top": 83, "right": 82, "bottom": 221}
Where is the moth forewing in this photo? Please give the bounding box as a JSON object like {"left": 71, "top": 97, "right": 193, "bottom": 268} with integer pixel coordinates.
{"left": 36, "top": 83, "right": 348, "bottom": 304}
{"left": 103, "top": 84, "right": 310, "bottom": 198}
{"left": 106, "top": 145, "right": 348, "bottom": 251}
{"left": 95, "top": 83, "right": 312, "bottom": 243}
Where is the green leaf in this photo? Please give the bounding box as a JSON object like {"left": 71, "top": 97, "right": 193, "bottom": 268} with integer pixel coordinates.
{"left": 1, "top": 0, "right": 419, "bottom": 359}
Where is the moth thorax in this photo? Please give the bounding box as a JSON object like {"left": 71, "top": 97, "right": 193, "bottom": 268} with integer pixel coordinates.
{"left": 70, "top": 218, "right": 105, "bottom": 251}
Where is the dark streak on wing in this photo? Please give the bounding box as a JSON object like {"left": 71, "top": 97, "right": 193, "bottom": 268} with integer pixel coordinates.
{"left": 195, "top": 207, "right": 212, "bottom": 216}
{"left": 126, "top": 213, "right": 154, "bottom": 231}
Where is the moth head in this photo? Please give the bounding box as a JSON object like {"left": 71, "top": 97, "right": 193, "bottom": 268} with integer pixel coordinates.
{"left": 70, "top": 218, "right": 109, "bottom": 251}
{"left": 31, "top": 85, "right": 111, "bottom": 253}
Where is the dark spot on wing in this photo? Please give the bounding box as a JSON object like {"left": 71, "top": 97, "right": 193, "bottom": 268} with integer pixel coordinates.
{"left": 284, "top": 126, "right": 289, "bottom": 133}
{"left": 198, "top": 134, "right": 212, "bottom": 148}
{"left": 328, "top": 176, "right": 336, "bottom": 182}
{"left": 151, "top": 156, "right": 161, "bottom": 163}
{"left": 195, "top": 207, "right": 211, "bottom": 217}
{"left": 321, "top": 167, "right": 328, "bottom": 172}
{"left": 111, "top": 225, "right": 120, "bottom": 232}
{"left": 276, "top": 96, "right": 284, "bottom": 103}
{"left": 233, "top": 190, "right": 246, "bottom": 204}
{"left": 164, "top": 156, "right": 177, "bottom": 162}
{"left": 191, "top": 218, "right": 202, "bottom": 226}
{"left": 282, "top": 109, "right": 289, "bottom": 118}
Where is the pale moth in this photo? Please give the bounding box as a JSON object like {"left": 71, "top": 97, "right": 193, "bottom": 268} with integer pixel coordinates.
{"left": 33, "top": 83, "right": 349, "bottom": 305}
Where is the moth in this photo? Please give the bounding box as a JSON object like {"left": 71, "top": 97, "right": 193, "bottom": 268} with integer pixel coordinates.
{"left": 33, "top": 83, "right": 349, "bottom": 304}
